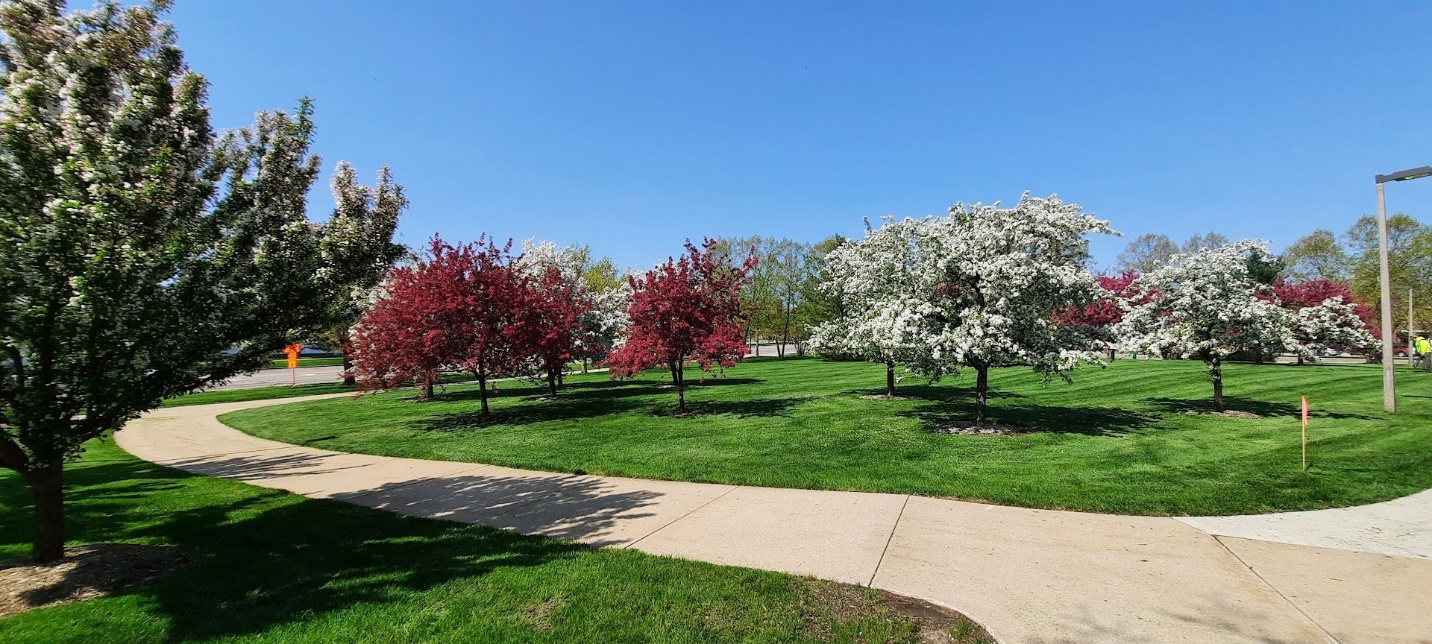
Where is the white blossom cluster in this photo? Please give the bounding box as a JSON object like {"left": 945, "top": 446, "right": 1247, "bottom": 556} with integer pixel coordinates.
{"left": 1114, "top": 241, "right": 1295, "bottom": 375}
{"left": 811, "top": 193, "right": 1116, "bottom": 383}
{"left": 1291, "top": 297, "right": 1379, "bottom": 361}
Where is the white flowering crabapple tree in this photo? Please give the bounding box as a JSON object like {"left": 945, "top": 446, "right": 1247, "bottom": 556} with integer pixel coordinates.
{"left": 905, "top": 195, "right": 1116, "bottom": 424}
{"left": 813, "top": 194, "right": 1116, "bottom": 423}
{"left": 1290, "top": 297, "right": 1379, "bottom": 363}
{"left": 1114, "top": 241, "right": 1294, "bottom": 411}
{"left": 809, "top": 217, "right": 930, "bottom": 397}
{"left": 0, "top": 2, "right": 404, "bottom": 561}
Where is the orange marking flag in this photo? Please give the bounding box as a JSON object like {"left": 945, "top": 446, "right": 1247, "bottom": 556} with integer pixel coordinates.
{"left": 284, "top": 343, "right": 303, "bottom": 369}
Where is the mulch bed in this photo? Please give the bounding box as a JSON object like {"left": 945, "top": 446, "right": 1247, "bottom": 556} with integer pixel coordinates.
{"left": 934, "top": 421, "right": 1027, "bottom": 436}
{"left": 0, "top": 543, "right": 189, "bottom": 617}
{"left": 804, "top": 579, "right": 995, "bottom": 643}
{"left": 1181, "top": 410, "right": 1262, "bottom": 419}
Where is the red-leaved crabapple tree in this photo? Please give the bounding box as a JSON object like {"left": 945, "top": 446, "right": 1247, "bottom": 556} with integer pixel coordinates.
{"left": 608, "top": 240, "right": 757, "bottom": 413}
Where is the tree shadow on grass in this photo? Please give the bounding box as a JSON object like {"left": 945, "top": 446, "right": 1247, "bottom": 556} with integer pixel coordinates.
{"left": 408, "top": 396, "right": 646, "bottom": 432}
{"left": 1141, "top": 397, "right": 1374, "bottom": 420}
{"left": 898, "top": 400, "right": 1157, "bottom": 437}
{"left": 855, "top": 383, "right": 1024, "bottom": 403}
{"left": 653, "top": 396, "right": 811, "bottom": 419}
{"left": 1, "top": 450, "right": 665, "bottom": 641}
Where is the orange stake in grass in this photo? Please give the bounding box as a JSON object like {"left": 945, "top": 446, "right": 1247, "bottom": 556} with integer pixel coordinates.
{"left": 284, "top": 343, "right": 303, "bottom": 386}
{"left": 1301, "top": 396, "right": 1309, "bottom": 472}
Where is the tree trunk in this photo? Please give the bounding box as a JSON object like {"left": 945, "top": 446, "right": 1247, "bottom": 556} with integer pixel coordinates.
{"left": 885, "top": 360, "right": 896, "bottom": 397}
{"left": 1108, "top": 347, "right": 1116, "bottom": 361}
{"left": 582, "top": 358, "right": 588, "bottom": 374}
{"left": 477, "top": 371, "right": 490, "bottom": 415}
{"left": 1210, "top": 359, "right": 1224, "bottom": 412}
{"left": 778, "top": 309, "right": 789, "bottom": 358}
{"left": 1296, "top": 353, "right": 1305, "bottom": 366}
{"left": 341, "top": 348, "right": 356, "bottom": 386}
{"left": 29, "top": 463, "right": 65, "bottom": 563}
{"left": 673, "top": 360, "right": 686, "bottom": 412}
{"left": 974, "top": 365, "right": 990, "bottom": 425}
{"left": 548, "top": 369, "right": 558, "bottom": 397}
{"left": 422, "top": 377, "right": 434, "bottom": 399}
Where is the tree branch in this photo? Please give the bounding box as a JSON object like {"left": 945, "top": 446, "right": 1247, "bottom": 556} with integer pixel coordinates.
{"left": 0, "top": 428, "right": 29, "bottom": 474}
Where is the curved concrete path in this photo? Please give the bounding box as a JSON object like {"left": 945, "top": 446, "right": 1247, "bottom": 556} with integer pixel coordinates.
{"left": 117, "top": 395, "right": 1432, "bottom": 644}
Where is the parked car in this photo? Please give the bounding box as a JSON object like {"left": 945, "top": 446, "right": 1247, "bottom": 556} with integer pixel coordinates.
{"left": 1393, "top": 345, "right": 1410, "bottom": 358}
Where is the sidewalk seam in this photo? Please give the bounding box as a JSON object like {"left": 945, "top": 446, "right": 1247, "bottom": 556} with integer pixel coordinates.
{"left": 1213, "top": 535, "right": 1341, "bottom": 644}
{"left": 623, "top": 485, "right": 740, "bottom": 550}
{"left": 868, "top": 495, "right": 910, "bottom": 587}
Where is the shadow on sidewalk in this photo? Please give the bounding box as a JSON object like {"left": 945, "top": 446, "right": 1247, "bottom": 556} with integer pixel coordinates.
{"left": 155, "top": 449, "right": 665, "bottom": 548}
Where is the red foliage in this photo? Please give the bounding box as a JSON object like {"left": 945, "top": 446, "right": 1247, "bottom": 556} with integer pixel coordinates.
{"left": 1271, "top": 278, "right": 1379, "bottom": 339}
{"left": 513, "top": 265, "right": 590, "bottom": 397}
{"left": 1055, "top": 271, "right": 1140, "bottom": 330}
{"left": 351, "top": 236, "right": 525, "bottom": 413}
{"left": 608, "top": 239, "right": 757, "bottom": 411}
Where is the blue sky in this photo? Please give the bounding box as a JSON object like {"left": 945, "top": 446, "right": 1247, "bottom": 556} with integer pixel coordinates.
{"left": 164, "top": 0, "right": 1432, "bottom": 271}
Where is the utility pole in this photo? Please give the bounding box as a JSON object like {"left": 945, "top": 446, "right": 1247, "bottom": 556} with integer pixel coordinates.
{"left": 1410, "top": 288, "right": 1416, "bottom": 369}
{"left": 1373, "top": 165, "right": 1432, "bottom": 412}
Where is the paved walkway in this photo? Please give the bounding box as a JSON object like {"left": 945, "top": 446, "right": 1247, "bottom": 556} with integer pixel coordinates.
{"left": 117, "top": 395, "right": 1432, "bottom": 644}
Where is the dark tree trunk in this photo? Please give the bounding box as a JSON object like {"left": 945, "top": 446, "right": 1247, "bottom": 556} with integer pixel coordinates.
{"left": 422, "top": 378, "right": 434, "bottom": 399}
{"left": 779, "top": 309, "right": 790, "bottom": 358}
{"left": 975, "top": 365, "right": 990, "bottom": 425}
{"left": 548, "top": 369, "right": 558, "bottom": 397}
{"left": 477, "top": 371, "right": 490, "bottom": 415}
{"left": 29, "top": 463, "right": 64, "bottom": 563}
{"left": 1210, "top": 358, "right": 1224, "bottom": 412}
{"left": 885, "top": 360, "right": 896, "bottom": 397}
{"left": 672, "top": 360, "right": 686, "bottom": 412}
{"left": 341, "top": 348, "right": 356, "bottom": 386}
{"left": 582, "top": 358, "right": 588, "bottom": 374}
{"left": 1108, "top": 347, "right": 1116, "bottom": 361}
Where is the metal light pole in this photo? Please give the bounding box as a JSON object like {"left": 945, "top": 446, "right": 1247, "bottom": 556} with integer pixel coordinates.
{"left": 1374, "top": 165, "right": 1432, "bottom": 413}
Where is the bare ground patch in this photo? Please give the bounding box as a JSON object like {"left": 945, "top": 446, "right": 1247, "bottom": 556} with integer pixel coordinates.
{"left": 802, "top": 579, "right": 996, "bottom": 643}
{"left": 0, "top": 543, "right": 188, "bottom": 617}
{"left": 1181, "top": 409, "right": 1262, "bottom": 419}
{"left": 933, "top": 421, "right": 1028, "bottom": 436}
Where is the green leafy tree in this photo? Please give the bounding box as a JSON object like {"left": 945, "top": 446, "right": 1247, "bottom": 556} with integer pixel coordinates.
{"left": 1346, "top": 214, "right": 1432, "bottom": 338}
{"left": 0, "top": 1, "right": 404, "bottom": 561}
{"left": 796, "top": 235, "right": 848, "bottom": 349}
{"left": 1281, "top": 229, "right": 1350, "bottom": 282}
{"left": 1116, "top": 233, "right": 1179, "bottom": 273}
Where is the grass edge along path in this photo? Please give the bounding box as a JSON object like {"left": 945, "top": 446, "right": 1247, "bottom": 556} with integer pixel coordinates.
{"left": 0, "top": 440, "right": 991, "bottom": 643}
{"left": 219, "top": 358, "right": 1432, "bottom": 517}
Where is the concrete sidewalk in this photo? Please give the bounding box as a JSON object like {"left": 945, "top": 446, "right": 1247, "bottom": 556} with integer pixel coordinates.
{"left": 117, "top": 396, "right": 1432, "bottom": 643}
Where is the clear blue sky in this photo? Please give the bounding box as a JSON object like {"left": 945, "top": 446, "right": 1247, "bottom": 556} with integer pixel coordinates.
{"left": 163, "top": 0, "right": 1432, "bottom": 271}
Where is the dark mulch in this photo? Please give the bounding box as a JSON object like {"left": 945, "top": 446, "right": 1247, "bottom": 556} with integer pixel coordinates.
{"left": 803, "top": 579, "right": 996, "bottom": 643}
{"left": 0, "top": 543, "right": 189, "bottom": 617}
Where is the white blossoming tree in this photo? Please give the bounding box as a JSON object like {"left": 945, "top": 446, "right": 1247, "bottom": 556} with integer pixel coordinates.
{"left": 808, "top": 218, "right": 928, "bottom": 397}
{"left": 1291, "top": 297, "right": 1379, "bottom": 363}
{"left": 0, "top": 2, "right": 404, "bottom": 561}
{"left": 812, "top": 194, "right": 1116, "bottom": 422}
{"left": 1114, "top": 241, "right": 1295, "bottom": 411}
{"left": 905, "top": 195, "right": 1117, "bottom": 423}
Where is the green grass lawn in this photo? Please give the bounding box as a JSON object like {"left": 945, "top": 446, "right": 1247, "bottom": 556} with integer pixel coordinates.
{"left": 264, "top": 356, "right": 346, "bottom": 369}
{"left": 162, "top": 382, "right": 357, "bottom": 407}
{"left": 220, "top": 357, "right": 1432, "bottom": 516}
{"left": 0, "top": 441, "right": 967, "bottom": 643}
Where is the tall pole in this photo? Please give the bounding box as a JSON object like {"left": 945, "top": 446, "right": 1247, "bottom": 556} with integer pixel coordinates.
{"left": 1410, "top": 288, "right": 1416, "bottom": 370}
{"left": 1377, "top": 182, "right": 1396, "bottom": 412}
